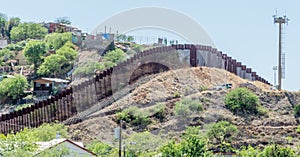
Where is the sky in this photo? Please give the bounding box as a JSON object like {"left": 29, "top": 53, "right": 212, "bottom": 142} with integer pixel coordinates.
{"left": 1, "top": 0, "right": 299, "bottom": 91}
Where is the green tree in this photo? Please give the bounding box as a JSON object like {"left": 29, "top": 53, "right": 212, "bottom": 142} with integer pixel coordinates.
{"left": 28, "top": 123, "right": 69, "bottom": 142}
{"left": 116, "top": 34, "right": 134, "bottom": 42}
{"left": 103, "top": 48, "right": 127, "bottom": 65}
{"left": 38, "top": 42, "right": 77, "bottom": 77}
{"left": 181, "top": 126, "right": 211, "bottom": 157}
{"left": 55, "top": 16, "right": 71, "bottom": 25}
{"left": 56, "top": 41, "right": 77, "bottom": 61}
{"left": 0, "top": 13, "right": 7, "bottom": 38}
{"left": 207, "top": 121, "right": 238, "bottom": 152}
{"left": 127, "top": 35, "right": 134, "bottom": 42}
{"left": 23, "top": 40, "right": 47, "bottom": 75}
{"left": 44, "top": 32, "right": 72, "bottom": 50}
{"left": 0, "top": 48, "right": 15, "bottom": 62}
{"left": 5, "top": 17, "right": 21, "bottom": 39}
{"left": 0, "top": 75, "right": 28, "bottom": 102}
{"left": 225, "top": 88, "right": 259, "bottom": 114}
{"left": 37, "top": 54, "right": 67, "bottom": 77}
{"left": 124, "top": 132, "right": 166, "bottom": 156}
{"left": 73, "top": 48, "right": 124, "bottom": 78}
{"left": 181, "top": 135, "right": 211, "bottom": 157}
{"left": 5, "top": 40, "right": 27, "bottom": 51}
{"left": 86, "top": 141, "right": 114, "bottom": 156}
{"left": 10, "top": 22, "right": 48, "bottom": 41}
{"left": 160, "top": 126, "right": 211, "bottom": 157}
{"left": 116, "top": 34, "right": 127, "bottom": 42}
{"left": 160, "top": 140, "right": 183, "bottom": 157}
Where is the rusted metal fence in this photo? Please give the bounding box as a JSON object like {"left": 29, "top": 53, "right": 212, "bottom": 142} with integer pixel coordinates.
{"left": 0, "top": 44, "right": 270, "bottom": 134}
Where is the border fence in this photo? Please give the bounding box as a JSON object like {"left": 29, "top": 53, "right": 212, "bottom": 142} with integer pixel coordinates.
{"left": 0, "top": 44, "right": 270, "bottom": 134}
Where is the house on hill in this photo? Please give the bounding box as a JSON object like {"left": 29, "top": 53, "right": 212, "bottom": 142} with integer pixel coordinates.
{"left": 33, "top": 78, "right": 69, "bottom": 97}
{"left": 35, "top": 138, "right": 96, "bottom": 157}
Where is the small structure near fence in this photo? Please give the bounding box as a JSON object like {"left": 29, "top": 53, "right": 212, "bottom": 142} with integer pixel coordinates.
{"left": 33, "top": 78, "right": 69, "bottom": 97}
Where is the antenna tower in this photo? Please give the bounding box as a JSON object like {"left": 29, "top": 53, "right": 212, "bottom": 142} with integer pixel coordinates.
{"left": 273, "top": 12, "right": 289, "bottom": 90}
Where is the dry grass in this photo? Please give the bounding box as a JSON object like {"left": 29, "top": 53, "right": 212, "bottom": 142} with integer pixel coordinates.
{"left": 68, "top": 67, "right": 300, "bottom": 149}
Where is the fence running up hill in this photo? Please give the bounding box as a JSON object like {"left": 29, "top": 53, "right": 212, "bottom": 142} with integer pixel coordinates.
{"left": 0, "top": 44, "right": 270, "bottom": 134}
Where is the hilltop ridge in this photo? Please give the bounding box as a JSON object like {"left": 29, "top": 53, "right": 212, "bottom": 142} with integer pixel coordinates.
{"left": 68, "top": 66, "right": 300, "bottom": 150}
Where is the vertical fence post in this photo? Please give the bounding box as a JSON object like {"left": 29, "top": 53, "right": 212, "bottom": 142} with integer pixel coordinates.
{"left": 69, "top": 87, "right": 77, "bottom": 116}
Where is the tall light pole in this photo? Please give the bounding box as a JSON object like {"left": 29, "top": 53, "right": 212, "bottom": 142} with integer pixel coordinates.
{"left": 273, "top": 13, "right": 289, "bottom": 90}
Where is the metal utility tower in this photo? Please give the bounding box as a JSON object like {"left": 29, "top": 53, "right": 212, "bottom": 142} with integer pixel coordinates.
{"left": 273, "top": 13, "right": 289, "bottom": 90}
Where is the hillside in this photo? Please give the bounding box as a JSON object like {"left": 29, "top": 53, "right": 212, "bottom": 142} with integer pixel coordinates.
{"left": 67, "top": 66, "right": 300, "bottom": 150}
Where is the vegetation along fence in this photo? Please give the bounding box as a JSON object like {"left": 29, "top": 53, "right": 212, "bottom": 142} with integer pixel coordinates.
{"left": 0, "top": 44, "right": 271, "bottom": 134}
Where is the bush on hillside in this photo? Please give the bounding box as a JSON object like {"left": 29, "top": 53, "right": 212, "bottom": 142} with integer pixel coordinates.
{"left": 116, "top": 106, "right": 151, "bottom": 127}
{"left": 175, "top": 98, "right": 203, "bottom": 116}
{"left": 225, "top": 88, "right": 259, "bottom": 114}
{"left": 0, "top": 75, "right": 28, "bottom": 102}
{"left": 207, "top": 121, "right": 238, "bottom": 152}
{"left": 294, "top": 103, "right": 300, "bottom": 117}
{"left": 259, "top": 145, "right": 296, "bottom": 157}
{"left": 149, "top": 103, "right": 166, "bottom": 121}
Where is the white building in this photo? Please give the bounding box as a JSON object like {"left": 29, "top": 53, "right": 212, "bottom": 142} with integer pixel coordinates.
{"left": 35, "top": 138, "right": 96, "bottom": 157}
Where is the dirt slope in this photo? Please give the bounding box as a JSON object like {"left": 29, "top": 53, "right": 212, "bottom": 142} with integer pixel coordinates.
{"left": 68, "top": 67, "right": 300, "bottom": 149}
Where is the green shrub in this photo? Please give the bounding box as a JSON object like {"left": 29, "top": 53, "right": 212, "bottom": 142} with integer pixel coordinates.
{"left": 5, "top": 41, "right": 26, "bottom": 51}
{"left": 160, "top": 126, "right": 211, "bottom": 157}
{"left": 15, "top": 103, "right": 34, "bottom": 111}
{"left": 207, "top": 121, "right": 238, "bottom": 152}
{"left": 0, "top": 48, "right": 15, "bottom": 62}
{"left": 86, "top": 140, "right": 114, "bottom": 156}
{"left": 294, "top": 104, "right": 300, "bottom": 117}
{"left": 150, "top": 103, "right": 166, "bottom": 120}
{"left": 174, "top": 98, "right": 203, "bottom": 116}
{"left": 126, "top": 131, "right": 166, "bottom": 156}
{"left": 296, "top": 125, "right": 300, "bottom": 133}
{"left": 73, "top": 61, "right": 106, "bottom": 78}
{"left": 175, "top": 102, "right": 191, "bottom": 116}
{"left": 186, "top": 99, "right": 203, "bottom": 112}
{"left": 0, "top": 75, "right": 28, "bottom": 102}
{"left": 239, "top": 145, "right": 261, "bottom": 157}
{"left": 199, "top": 85, "right": 208, "bottom": 91}
{"left": 225, "top": 88, "right": 259, "bottom": 114}
{"left": 174, "top": 91, "right": 180, "bottom": 98}
{"left": 116, "top": 106, "right": 150, "bottom": 127}
{"left": 132, "top": 111, "right": 151, "bottom": 126}
{"left": 257, "top": 105, "right": 268, "bottom": 116}
{"left": 45, "top": 32, "right": 72, "bottom": 50}
{"left": 259, "top": 144, "right": 296, "bottom": 157}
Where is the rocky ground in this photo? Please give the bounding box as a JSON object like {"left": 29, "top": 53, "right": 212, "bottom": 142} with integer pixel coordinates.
{"left": 67, "top": 67, "right": 300, "bottom": 150}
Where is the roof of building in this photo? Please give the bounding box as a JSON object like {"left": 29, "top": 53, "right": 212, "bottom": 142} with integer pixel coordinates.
{"left": 35, "top": 138, "right": 96, "bottom": 156}
{"left": 34, "top": 78, "right": 70, "bottom": 84}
